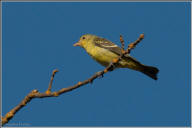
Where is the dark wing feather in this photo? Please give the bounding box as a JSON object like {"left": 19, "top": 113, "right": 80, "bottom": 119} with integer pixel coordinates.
{"left": 93, "top": 37, "right": 121, "bottom": 55}
{"left": 93, "top": 37, "right": 143, "bottom": 66}
{"left": 124, "top": 54, "right": 143, "bottom": 65}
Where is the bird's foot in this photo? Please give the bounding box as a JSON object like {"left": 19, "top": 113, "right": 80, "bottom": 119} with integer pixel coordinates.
{"left": 108, "top": 62, "right": 116, "bottom": 71}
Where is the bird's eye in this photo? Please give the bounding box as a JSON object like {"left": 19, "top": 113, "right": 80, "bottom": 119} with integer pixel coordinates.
{"left": 82, "top": 37, "right": 86, "bottom": 39}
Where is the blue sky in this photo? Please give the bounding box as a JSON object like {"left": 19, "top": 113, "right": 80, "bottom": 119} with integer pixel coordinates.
{"left": 2, "top": 2, "right": 191, "bottom": 127}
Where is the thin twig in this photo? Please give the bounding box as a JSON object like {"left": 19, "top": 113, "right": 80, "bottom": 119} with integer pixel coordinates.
{"left": 127, "top": 33, "right": 144, "bottom": 54}
{"left": 1, "top": 34, "right": 144, "bottom": 126}
{"left": 120, "top": 35, "right": 125, "bottom": 51}
{"left": 46, "top": 69, "right": 59, "bottom": 94}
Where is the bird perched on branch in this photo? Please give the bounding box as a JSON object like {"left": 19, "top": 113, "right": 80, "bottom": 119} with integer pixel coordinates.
{"left": 73, "top": 34, "right": 159, "bottom": 80}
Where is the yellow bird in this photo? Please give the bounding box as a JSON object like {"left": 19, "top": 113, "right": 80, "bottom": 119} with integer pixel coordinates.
{"left": 73, "top": 34, "right": 159, "bottom": 80}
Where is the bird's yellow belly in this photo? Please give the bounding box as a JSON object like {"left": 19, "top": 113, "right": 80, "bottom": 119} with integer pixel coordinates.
{"left": 85, "top": 46, "right": 140, "bottom": 70}
{"left": 87, "top": 46, "right": 118, "bottom": 67}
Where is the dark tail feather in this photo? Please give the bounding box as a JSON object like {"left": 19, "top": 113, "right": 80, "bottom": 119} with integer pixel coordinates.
{"left": 141, "top": 65, "right": 159, "bottom": 80}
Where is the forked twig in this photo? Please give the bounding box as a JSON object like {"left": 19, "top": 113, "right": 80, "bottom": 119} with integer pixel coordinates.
{"left": 1, "top": 34, "right": 144, "bottom": 126}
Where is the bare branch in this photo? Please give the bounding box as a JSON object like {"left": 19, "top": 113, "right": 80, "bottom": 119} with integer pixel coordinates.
{"left": 46, "top": 69, "right": 59, "bottom": 94}
{"left": 127, "top": 33, "right": 144, "bottom": 54}
{"left": 1, "top": 34, "right": 144, "bottom": 126}
{"left": 120, "top": 35, "right": 125, "bottom": 51}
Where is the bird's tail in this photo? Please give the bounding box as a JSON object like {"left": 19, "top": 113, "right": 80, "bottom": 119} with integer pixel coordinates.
{"left": 140, "top": 65, "right": 159, "bottom": 80}
{"left": 119, "top": 56, "right": 159, "bottom": 80}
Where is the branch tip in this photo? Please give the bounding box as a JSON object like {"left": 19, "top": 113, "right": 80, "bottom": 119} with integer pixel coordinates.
{"left": 126, "top": 33, "right": 144, "bottom": 54}
{"left": 53, "top": 69, "right": 59, "bottom": 74}
{"left": 140, "top": 33, "right": 144, "bottom": 39}
{"left": 47, "top": 69, "right": 59, "bottom": 93}
{"left": 120, "top": 35, "right": 123, "bottom": 40}
{"left": 120, "top": 35, "right": 125, "bottom": 50}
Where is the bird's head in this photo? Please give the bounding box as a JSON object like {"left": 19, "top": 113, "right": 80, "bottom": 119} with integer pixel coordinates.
{"left": 73, "top": 34, "right": 96, "bottom": 48}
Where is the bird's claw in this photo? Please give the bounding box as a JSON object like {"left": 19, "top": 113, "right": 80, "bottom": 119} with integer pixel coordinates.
{"left": 108, "top": 62, "right": 116, "bottom": 71}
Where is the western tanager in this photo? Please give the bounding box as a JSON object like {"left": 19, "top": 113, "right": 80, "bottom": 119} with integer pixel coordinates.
{"left": 73, "top": 34, "right": 159, "bottom": 80}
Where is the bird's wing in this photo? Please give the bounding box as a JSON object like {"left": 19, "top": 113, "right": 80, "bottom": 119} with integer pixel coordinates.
{"left": 93, "top": 37, "right": 122, "bottom": 55}
{"left": 93, "top": 37, "right": 143, "bottom": 65}
{"left": 124, "top": 54, "right": 142, "bottom": 65}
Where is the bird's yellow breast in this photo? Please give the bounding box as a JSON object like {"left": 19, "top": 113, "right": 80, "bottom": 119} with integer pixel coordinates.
{"left": 84, "top": 42, "right": 119, "bottom": 67}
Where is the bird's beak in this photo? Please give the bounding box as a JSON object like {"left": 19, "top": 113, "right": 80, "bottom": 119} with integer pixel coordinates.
{"left": 73, "top": 42, "right": 82, "bottom": 47}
